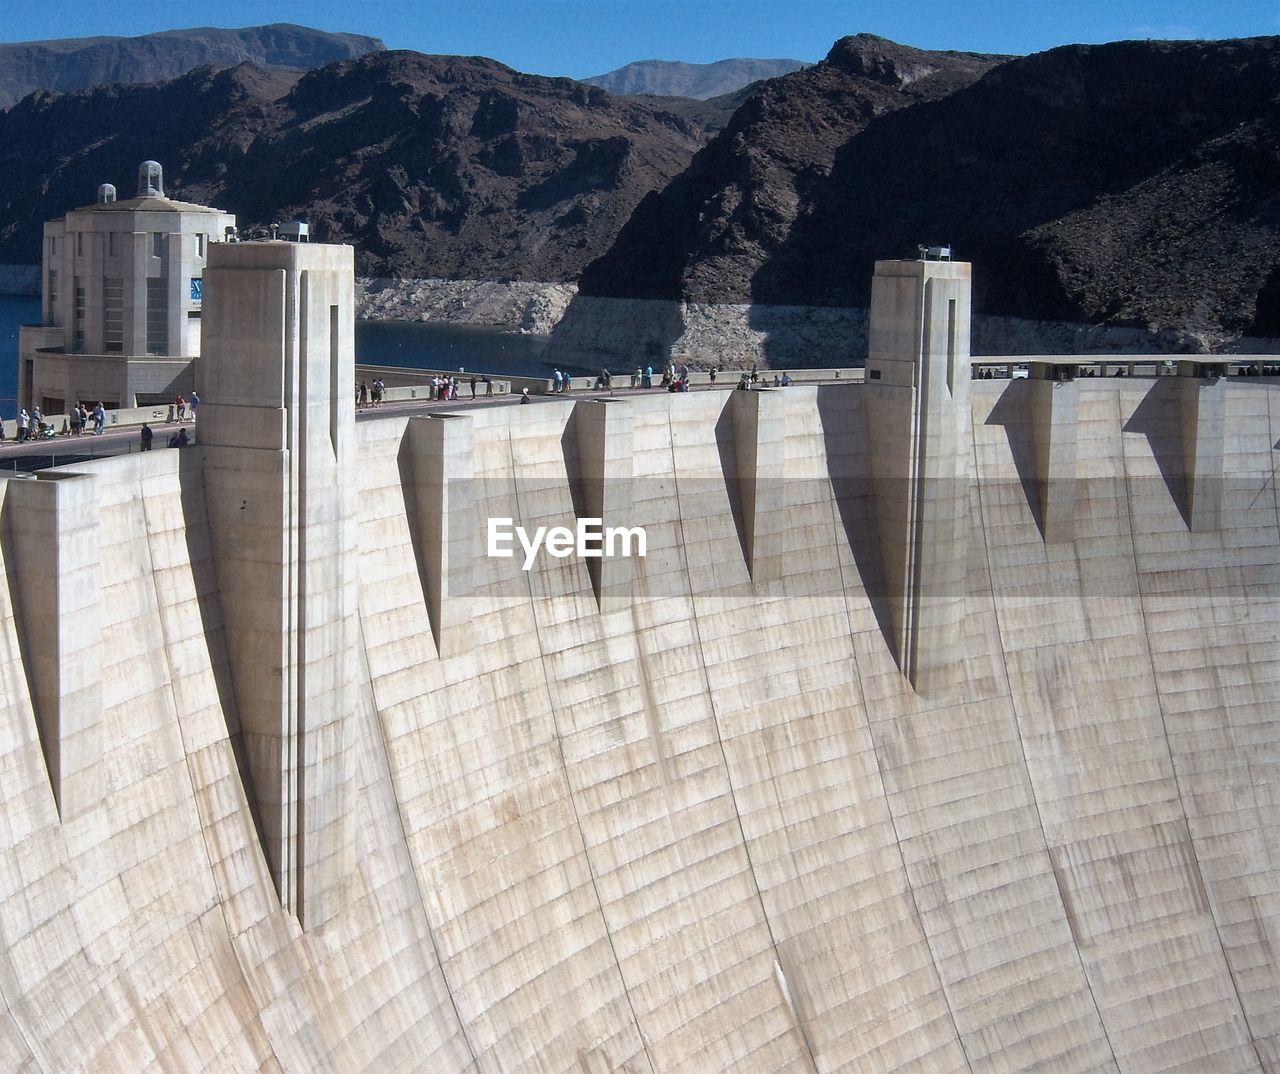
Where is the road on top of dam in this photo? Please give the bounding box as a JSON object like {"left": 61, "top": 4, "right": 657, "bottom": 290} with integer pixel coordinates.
{"left": 0, "top": 380, "right": 801, "bottom": 475}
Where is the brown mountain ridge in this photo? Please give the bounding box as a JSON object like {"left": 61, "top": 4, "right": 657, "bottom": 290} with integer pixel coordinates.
{"left": 580, "top": 34, "right": 1280, "bottom": 346}
{"left": 2, "top": 32, "right": 1280, "bottom": 347}
{"left": 0, "top": 50, "right": 708, "bottom": 281}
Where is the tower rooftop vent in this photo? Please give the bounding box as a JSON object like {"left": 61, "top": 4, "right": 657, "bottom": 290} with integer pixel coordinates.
{"left": 97, "top": 183, "right": 116, "bottom": 204}
{"left": 137, "top": 160, "right": 164, "bottom": 198}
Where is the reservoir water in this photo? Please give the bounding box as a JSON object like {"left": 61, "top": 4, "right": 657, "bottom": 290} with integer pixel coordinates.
{"left": 0, "top": 296, "right": 558, "bottom": 419}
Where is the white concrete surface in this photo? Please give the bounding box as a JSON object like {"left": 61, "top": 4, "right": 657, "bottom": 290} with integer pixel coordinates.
{"left": 0, "top": 248, "right": 1274, "bottom": 1072}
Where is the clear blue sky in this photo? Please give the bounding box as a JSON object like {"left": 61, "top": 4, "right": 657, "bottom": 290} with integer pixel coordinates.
{"left": 2, "top": 0, "right": 1278, "bottom": 79}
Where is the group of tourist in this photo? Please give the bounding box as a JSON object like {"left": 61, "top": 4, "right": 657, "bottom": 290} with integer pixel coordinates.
{"left": 357, "top": 374, "right": 494, "bottom": 409}
{"left": 138, "top": 424, "right": 188, "bottom": 451}
{"left": 356, "top": 379, "right": 386, "bottom": 408}
{"left": 3, "top": 392, "right": 203, "bottom": 444}
{"left": 4, "top": 401, "right": 107, "bottom": 441}
{"left": 430, "top": 374, "right": 489, "bottom": 400}
{"left": 736, "top": 368, "right": 792, "bottom": 390}
{"left": 545, "top": 363, "right": 802, "bottom": 395}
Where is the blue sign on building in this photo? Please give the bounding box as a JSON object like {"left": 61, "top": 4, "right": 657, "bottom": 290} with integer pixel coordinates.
{"left": 190, "top": 278, "right": 203, "bottom": 301}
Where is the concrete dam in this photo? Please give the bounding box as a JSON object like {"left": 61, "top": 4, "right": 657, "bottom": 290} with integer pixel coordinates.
{"left": 0, "top": 242, "right": 1276, "bottom": 1073}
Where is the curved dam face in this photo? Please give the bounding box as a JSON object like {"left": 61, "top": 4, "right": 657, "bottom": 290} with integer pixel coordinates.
{"left": 0, "top": 244, "right": 1276, "bottom": 1073}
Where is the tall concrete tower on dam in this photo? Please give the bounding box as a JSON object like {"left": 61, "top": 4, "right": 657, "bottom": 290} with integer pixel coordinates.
{"left": 0, "top": 240, "right": 1276, "bottom": 1072}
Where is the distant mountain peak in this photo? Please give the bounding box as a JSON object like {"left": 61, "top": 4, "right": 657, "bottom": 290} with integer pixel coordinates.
{"left": 583, "top": 57, "right": 810, "bottom": 100}
{"left": 0, "top": 24, "right": 384, "bottom": 110}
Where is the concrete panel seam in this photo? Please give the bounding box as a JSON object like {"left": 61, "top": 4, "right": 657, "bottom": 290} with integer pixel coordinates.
{"left": 971, "top": 436, "right": 1122, "bottom": 1073}
{"left": 353, "top": 609, "right": 481, "bottom": 1072}
{"left": 666, "top": 404, "right": 821, "bottom": 1074}
{"left": 1118, "top": 398, "right": 1268, "bottom": 1070}
{"left": 504, "top": 420, "right": 656, "bottom": 1074}
{"left": 136, "top": 474, "right": 283, "bottom": 1065}
{"left": 820, "top": 477, "right": 975, "bottom": 1074}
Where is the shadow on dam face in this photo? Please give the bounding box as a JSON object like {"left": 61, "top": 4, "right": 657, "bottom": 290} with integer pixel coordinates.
{"left": 1122, "top": 378, "right": 1192, "bottom": 528}
{"left": 814, "top": 384, "right": 896, "bottom": 658}
{"left": 984, "top": 378, "right": 1048, "bottom": 539}
{"left": 178, "top": 447, "right": 270, "bottom": 857}
{"left": 713, "top": 403, "right": 752, "bottom": 573}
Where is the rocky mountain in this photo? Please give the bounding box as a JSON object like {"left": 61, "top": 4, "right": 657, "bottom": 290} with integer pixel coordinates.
{"left": 0, "top": 24, "right": 383, "bottom": 110}
{"left": 583, "top": 57, "right": 808, "bottom": 99}
{"left": 579, "top": 34, "right": 1006, "bottom": 303}
{"left": 0, "top": 51, "right": 706, "bottom": 281}
{"left": 581, "top": 34, "right": 1280, "bottom": 347}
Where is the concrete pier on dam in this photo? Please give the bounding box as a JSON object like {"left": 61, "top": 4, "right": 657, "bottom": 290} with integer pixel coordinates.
{"left": 0, "top": 242, "right": 1275, "bottom": 1072}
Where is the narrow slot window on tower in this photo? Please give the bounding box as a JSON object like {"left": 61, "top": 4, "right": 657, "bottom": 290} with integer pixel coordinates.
{"left": 946, "top": 298, "right": 958, "bottom": 395}
{"left": 73, "top": 278, "right": 85, "bottom": 352}
{"left": 329, "top": 305, "right": 340, "bottom": 461}
{"left": 103, "top": 279, "right": 123, "bottom": 353}
{"left": 146, "top": 278, "right": 168, "bottom": 354}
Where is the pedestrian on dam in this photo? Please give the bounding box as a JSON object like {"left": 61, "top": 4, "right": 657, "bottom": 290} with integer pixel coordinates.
{"left": 483, "top": 375, "right": 493, "bottom": 396}
{"left": 140, "top": 424, "right": 153, "bottom": 452}
{"left": 631, "top": 369, "right": 640, "bottom": 388}
{"left": 643, "top": 365, "right": 653, "bottom": 389}
{"left": 470, "top": 375, "right": 477, "bottom": 398}
{"left": 709, "top": 367, "right": 717, "bottom": 385}
{"left": 69, "top": 407, "right": 81, "bottom": 436}
{"left": 520, "top": 388, "right": 531, "bottom": 404}
{"left": 93, "top": 403, "right": 105, "bottom": 434}
{"left": 176, "top": 395, "right": 186, "bottom": 421}
{"left": 564, "top": 371, "right": 572, "bottom": 392}
{"left": 553, "top": 369, "right": 563, "bottom": 393}
{"left": 17, "top": 409, "right": 28, "bottom": 442}
{"left": 190, "top": 391, "right": 200, "bottom": 418}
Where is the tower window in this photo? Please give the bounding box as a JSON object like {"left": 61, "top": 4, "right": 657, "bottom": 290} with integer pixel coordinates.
{"left": 73, "top": 278, "right": 86, "bottom": 352}
{"left": 103, "top": 278, "right": 123, "bottom": 353}
{"left": 146, "top": 278, "right": 168, "bottom": 354}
